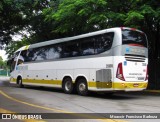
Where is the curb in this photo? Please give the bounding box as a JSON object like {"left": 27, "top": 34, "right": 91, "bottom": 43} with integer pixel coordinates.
{"left": 144, "top": 90, "right": 160, "bottom": 93}
{"left": 0, "top": 76, "right": 10, "bottom": 81}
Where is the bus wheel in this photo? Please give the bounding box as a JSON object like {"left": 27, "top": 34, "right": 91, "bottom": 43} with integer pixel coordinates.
{"left": 77, "top": 79, "right": 88, "bottom": 96}
{"left": 63, "top": 78, "right": 73, "bottom": 94}
{"left": 17, "top": 77, "right": 24, "bottom": 88}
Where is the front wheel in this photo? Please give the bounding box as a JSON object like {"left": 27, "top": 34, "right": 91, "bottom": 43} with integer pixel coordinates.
{"left": 17, "top": 77, "right": 24, "bottom": 88}
{"left": 63, "top": 78, "right": 74, "bottom": 94}
{"left": 76, "top": 79, "right": 88, "bottom": 96}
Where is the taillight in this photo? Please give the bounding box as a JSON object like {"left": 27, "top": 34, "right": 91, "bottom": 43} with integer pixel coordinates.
{"left": 145, "top": 65, "right": 148, "bottom": 81}
{"left": 116, "top": 63, "right": 125, "bottom": 81}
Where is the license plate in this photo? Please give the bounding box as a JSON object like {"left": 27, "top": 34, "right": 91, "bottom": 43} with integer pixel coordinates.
{"left": 133, "top": 83, "right": 139, "bottom": 87}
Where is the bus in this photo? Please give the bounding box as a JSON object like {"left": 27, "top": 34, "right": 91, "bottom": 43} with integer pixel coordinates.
{"left": 8, "top": 27, "right": 148, "bottom": 95}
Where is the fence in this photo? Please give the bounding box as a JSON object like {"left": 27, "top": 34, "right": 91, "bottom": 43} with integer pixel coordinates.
{"left": 0, "top": 69, "right": 10, "bottom": 76}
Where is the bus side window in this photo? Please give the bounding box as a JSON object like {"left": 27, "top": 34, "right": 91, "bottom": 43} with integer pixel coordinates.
{"left": 17, "top": 50, "right": 27, "bottom": 65}
{"left": 34, "top": 47, "right": 48, "bottom": 61}
{"left": 63, "top": 41, "right": 80, "bottom": 58}
{"left": 95, "top": 32, "right": 114, "bottom": 54}
{"left": 81, "top": 38, "right": 95, "bottom": 56}
{"left": 27, "top": 48, "right": 36, "bottom": 62}
{"left": 48, "top": 44, "right": 62, "bottom": 59}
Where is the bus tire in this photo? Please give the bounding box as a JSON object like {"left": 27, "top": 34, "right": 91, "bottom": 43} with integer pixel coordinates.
{"left": 63, "top": 77, "right": 74, "bottom": 94}
{"left": 17, "top": 77, "right": 24, "bottom": 88}
{"left": 76, "top": 78, "right": 88, "bottom": 96}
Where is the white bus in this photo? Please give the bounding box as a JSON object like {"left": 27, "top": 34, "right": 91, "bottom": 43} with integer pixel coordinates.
{"left": 8, "top": 27, "right": 148, "bottom": 95}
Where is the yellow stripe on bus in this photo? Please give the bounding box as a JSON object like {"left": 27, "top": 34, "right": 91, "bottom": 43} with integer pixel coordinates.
{"left": 24, "top": 45, "right": 30, "bottom": 50}
{"left": 10, "top": 78, "right": 147, "bottom": 89}
{"left": 23, "top": 79, "right": 58, "bottom": 84}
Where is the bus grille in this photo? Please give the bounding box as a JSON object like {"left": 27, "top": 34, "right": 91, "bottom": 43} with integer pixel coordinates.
{"left": 125, "top": 54, "right": 146, "bottom": 62}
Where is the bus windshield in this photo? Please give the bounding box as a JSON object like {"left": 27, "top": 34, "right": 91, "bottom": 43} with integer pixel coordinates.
{"left": 122, "top": 29, "right": 147, "bottom": 47}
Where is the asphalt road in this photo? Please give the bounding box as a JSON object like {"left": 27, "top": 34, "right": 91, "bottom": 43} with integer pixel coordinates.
{"left": 0, "top": 77, "right": 160, "bottom": 122}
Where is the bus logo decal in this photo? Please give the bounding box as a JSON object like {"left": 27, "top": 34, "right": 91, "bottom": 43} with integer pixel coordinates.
{"left": 124, "top": 61, "right": 127, "bottom": 66}
{"left": 126, "top": 47, "right": 130, "bottom": 52}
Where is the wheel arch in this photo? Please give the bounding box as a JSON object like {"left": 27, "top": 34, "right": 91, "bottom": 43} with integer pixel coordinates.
{"left": 62, "top": 75, "right": 73, "bottom": 88}
{"left": 75, "top": 75, "right": 88, "bottom": 87}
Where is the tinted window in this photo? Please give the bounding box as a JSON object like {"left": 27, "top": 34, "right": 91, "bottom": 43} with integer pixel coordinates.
{"left": 48, "top": 44, "right": 62, "bottom": 59}
{"left": 26, "top": 44, "right": 62, "bottom": 62}
{"left": 37, "top": 47, "right": 48, "bottom": 61}
{"left": 81, "top": 38, "right": 95, "bottom": 56}
{"left": 63, "top": 42, "right": 80, "bottom": 58}
{"left": 122, "top": 29, "right": 147, "bottom": 47}
{"left": 19, "top": 50, "right": 27, "bottom": 63}
{"left": 26, "top": 48, "right": 47, "bottom": 61}
{"left": 95, "top": 32, "right": 114, "bottom": 54}
{"left": 25, "top": 32, "right": 114, "bottom": 62}
{"left": 26, "top": 48, "right": 35, "bottom": 62}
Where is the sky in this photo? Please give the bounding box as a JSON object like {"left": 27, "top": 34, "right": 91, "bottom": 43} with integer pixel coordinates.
{"left": 0, "top": 50, "right": 8, "bottom": 61}
{"left": 0, "top": 35, "right": 22, "bottom": 61}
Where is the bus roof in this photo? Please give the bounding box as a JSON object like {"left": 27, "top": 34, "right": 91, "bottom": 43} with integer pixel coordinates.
{"left": 15, "top": 45, "right": 30, "bottom": 52}
{"left": 15, "top": 27, "right": 144, "bottom": 52}
{"left": 29, "top": 27, "right": 121, "bottom": 49}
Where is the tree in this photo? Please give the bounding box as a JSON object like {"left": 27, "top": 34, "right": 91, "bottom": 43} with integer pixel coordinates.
{"left": 0, "top": 56, "right": 7, "bottom": 69}
{"left": 5, "top": 37, "right": 31, "bottom": 59}
{"left": 0, "top": 0, "right": 53, "bottom": 48}
{"left": 0, "top": 0, "right": 23, "bottom": 48}
{"left": 0, "top": 56, "right": 3, "bottom": 69}
{"left": 45, "top": 0, "right": 109, "bottom": 36}
{"left": 1, "top": 0, "right": 57, "bottom": 57}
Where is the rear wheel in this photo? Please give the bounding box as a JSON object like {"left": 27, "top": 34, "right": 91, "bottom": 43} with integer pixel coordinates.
{"left": 76, "top": 79, "right": 88, "bottom": 96}
{"left": 63, "top": 78, "right": 74, "bottom": 94}
{"left": 17, "top": 77, "right": 24, "bottom": 88}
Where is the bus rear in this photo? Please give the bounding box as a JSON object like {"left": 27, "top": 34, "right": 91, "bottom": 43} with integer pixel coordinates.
{"left": 113, "top": 27, "right": 148, "bottom": 91}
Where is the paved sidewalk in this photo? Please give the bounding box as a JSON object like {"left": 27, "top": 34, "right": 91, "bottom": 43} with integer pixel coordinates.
{"left": 145, "top": 90, "right": 160, "bottom": 93}
{"left": 0, "top": 76, "right": 9, "bottom": 81}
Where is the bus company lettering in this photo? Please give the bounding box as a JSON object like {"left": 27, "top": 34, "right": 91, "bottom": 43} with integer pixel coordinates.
{"left": 130, "top": 48, "right": 145, "bottom": 54}
{"left": 129, "top": 73, "right": 142, "bottom": 75}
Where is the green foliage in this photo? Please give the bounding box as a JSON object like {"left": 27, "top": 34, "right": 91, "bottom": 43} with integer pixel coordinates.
{"left": 50, "top": 0, "right": 108, "bottom": 35}
{"left": 0, "top": 0, "right": 50, "bottom": 47}
{"left": 0, "top": 0, "right": 22, "bottom": 46}
{"left": 124, "top": 11, "right": 144, "bottom": 28}
{"left": 0, "top": 0, "right": 160, "bottom": 60}
{"left": 0, "top": 56, "right": 3, "bottom": 67}
{"left": 5, "top": 38, "right": 30, "bottom": 59}
{"left": 0, "top": 56, "right": 8, "bottom": 69}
